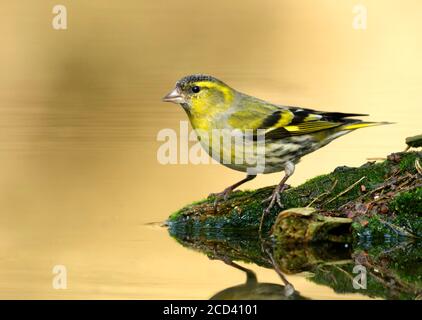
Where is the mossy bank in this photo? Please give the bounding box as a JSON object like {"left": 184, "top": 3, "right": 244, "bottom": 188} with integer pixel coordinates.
{"left": 168, "top": 151, "right": 421, "bottom": 240}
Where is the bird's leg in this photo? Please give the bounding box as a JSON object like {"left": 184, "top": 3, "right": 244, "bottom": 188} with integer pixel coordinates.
{"left": 209, "top": 249, "right": 258, "bottom": 284}
{"left": 209, "top": 174, "right": 256, "bottom": 209}
{"left": 264, "top": 247, "right": 295, "bottom": 296}
{"left": 220, "top": 258, "right": 258, "bottom": 285}
{"left": 259, "top": 162, "right": 295, "bottom": 234}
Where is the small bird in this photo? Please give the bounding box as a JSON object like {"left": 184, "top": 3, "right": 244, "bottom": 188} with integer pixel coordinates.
{"left": 163, "top": 74, "right": 388, "bottom": 230}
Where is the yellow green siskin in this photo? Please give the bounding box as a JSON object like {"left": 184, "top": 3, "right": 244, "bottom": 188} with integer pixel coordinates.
{"left": 163, "top": 74, "right": 390, "bottom": 231}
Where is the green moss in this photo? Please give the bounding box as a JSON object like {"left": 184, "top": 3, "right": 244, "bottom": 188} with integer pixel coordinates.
{"left": 390, "top": 188, "right": 422, "bottom": 216}
{"left": 398, "top": 152, "right": 419, "bottom": 174}
{"left": 169, "top": 197, "right": 211, "bottom": 220}
{"left": 353, "top": 212, "right": 420, "bottom": 240}
{"left": 353, "top": 215, "right": 393, "bottom": 238}
{"left": 168, "top": 152, "right": 421, "bottom": 238}
{"left": 389, "top": 188, "right": 422, "bottom": 237}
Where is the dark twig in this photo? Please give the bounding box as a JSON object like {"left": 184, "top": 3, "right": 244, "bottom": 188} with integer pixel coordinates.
{"left": 307, "top": 179, "right": 338, "bottom": 208}
{"left": 324, "top": 176, "right": 366, "bottom": 206}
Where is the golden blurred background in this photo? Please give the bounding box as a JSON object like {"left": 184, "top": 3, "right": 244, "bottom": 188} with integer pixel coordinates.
{"left": 0, "top": 0, "right": 420, "bottom": 299}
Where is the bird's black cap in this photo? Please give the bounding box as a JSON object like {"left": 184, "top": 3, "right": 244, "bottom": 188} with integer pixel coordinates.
{"left": 176, "top": 74, "right": 224, "bottom": 88}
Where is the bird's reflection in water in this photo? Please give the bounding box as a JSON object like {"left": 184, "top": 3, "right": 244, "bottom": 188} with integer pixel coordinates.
{"left": 209, "top": 257, "right": 307, "bottom": 300}
{"left": 170, "top": 231, "right": 350, "bottom": 299}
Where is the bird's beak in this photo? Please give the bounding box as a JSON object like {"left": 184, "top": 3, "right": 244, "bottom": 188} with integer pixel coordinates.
{"left": 162, "top": 88, "right": 184, "bottom": 104}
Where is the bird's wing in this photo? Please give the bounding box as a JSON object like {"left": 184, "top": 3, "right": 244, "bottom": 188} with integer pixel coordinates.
{"left": 227, "top": 100, "right": 294, "bottom": 131}
{"left": 228, "top": 97, "right": 368, "bottom": 139}
{"left": 264, "top": 107, "right": 369, "bottom": 139}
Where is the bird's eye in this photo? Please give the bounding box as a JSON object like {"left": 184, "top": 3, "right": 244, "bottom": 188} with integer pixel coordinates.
{"left": 191, "top": 86, "right": 201, "bottom": 93}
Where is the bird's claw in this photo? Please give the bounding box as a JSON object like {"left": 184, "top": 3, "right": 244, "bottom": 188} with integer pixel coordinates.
{"left": 208, "top": 188, "right": 233, "bottom": 211}
{"left": 261, "top": 187, "right": 284, "bottom": 209}
{"left": 259, "top": 184, "right": 287, "bottom": 235}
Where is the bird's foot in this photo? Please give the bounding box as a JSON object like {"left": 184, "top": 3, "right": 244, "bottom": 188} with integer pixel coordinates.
{"left": 261, "top": 183, "right": 291, "bottom": 205}
{"left": 259, "top": 184, "right": 288, "bottom": 234}
{"left": 282, "top": 184, "right": 291, "bottom": 191}
{"left": 208, "top": 187, "right": 234, "bottom": 211}
{"left": 261, "top": 189, "right": 283, "bottom": 208}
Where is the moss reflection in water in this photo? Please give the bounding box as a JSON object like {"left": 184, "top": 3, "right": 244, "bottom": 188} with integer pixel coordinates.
{"left": 169, "top": 227, "right": 421, "bottom": 300}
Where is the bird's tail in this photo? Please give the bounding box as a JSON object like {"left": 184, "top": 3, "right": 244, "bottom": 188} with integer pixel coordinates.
{"left": 342, "top": 121, "right": 394, "bottom": 131}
